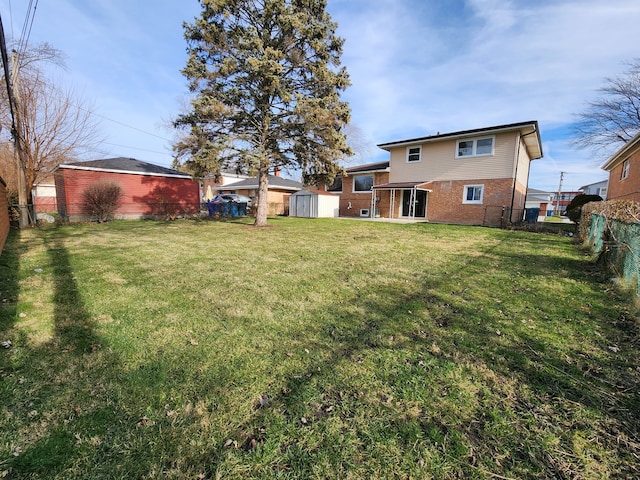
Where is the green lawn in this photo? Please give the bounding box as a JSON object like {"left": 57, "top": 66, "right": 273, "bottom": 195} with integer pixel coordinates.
{"left": 1, "top": 218, "right": 638, "bottom": 479}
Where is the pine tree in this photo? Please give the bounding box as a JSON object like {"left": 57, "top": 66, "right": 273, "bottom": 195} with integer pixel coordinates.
{"left": 174, "top": 0, "right": 352, "bottom": 226}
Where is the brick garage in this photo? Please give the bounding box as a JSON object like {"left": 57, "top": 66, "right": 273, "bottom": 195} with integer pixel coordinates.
{"left": 55, "top": 158, "right": 200, "bottom": 221}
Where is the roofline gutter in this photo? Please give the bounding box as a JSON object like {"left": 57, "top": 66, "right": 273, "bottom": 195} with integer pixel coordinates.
{"left": 377, "top": 121, "right": 540, "bottom": 150}
{"left": 58, "top": 164, "right": 192, "bottom": 179}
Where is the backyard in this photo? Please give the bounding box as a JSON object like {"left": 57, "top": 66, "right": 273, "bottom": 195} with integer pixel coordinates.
{"left": 0, "top": 218, "right": 638, "bottom": 479}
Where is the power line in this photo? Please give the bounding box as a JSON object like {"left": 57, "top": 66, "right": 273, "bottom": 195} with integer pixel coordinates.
{"left": 17, "top": 0, "right": 38, "bottom": 54}
{"left": 87, "top": 108, "right": 173, "bottom": 142}
{"left": 102, "top": 141, "right": 173, "bottom": 156}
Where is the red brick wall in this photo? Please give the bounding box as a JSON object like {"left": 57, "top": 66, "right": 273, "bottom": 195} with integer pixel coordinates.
{"left": 339, "top": 171, "right": 389, "bottom": 217}
{"left": 427, "top": 178, "right": 516, "bottom": 226}
{"left": 0, "top": 177, "right": 9, "bottom": 254}
{"left": 56, "top": 169, "right": 201, "bottom": 220}
{"left": 607, "top": 150, "right": 640, "bottom": 203}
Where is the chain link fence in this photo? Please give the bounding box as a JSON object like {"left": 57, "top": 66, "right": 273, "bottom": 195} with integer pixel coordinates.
{"left": 582, "top": 201, "right": 640, "bottom": 297}
{"left": 586, "top": 213, "right": 640, "bottom": 297}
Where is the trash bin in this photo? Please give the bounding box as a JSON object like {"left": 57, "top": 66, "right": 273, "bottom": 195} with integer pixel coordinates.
{"left": 524, "top": 208, "right": 540, "bottom": 224}
{"left": 230, "top": 202, "right": 239, "bottom": 217}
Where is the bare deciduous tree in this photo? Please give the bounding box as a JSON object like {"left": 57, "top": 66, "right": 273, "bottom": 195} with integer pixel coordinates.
{"left": 573, "top": 59, "right": 640, "bottom": 157}
{"left": 0, "top": 42, "right": 102, "bottom": 216}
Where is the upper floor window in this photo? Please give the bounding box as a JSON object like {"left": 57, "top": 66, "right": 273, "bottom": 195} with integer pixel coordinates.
{"left": 407, "top": 146, "right": 421, "bottom": 163}
{"left": 327, "top": 176, "right": 342, "bottom": 193}
{"left": 463, "top": 184, "right": 484, "bottom": 204}
{"left": 456, "top": 136, "right": 494, "bottom": 158}
{"left": 621, "top": 159, "right": 630, "bottom": 180}
{"left": 353, "top": 174, "right": 373, "bottom": 192}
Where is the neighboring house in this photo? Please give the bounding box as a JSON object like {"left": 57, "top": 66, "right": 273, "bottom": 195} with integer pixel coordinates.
{"left": 201, "top": 170, "right": 251, "bottom": 201}
{"left": 602, "top": 132, "right": 640, "bottom": 203}
{"left": 341, "top": 121, "right": 542, "bottom": 226}
{"left": 579, "top": 180, "right": 608, "bottom": 200}
{"left": 550, "top": 191, "right": 582, "bottom": 214}
{"left": 54, "top": 157, "right": 200, "bottom": 221}
{"left": 32, "top": 174, "right": 58, "bottom": 213}
{"left": 525, "top": 188, "right": 554, "bottom": 219}
{"left": 216, "top": 173, "right": 303, "bottom": 216}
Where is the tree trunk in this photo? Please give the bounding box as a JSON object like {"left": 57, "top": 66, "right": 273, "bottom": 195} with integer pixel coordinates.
{"left": 253, "top": 166, "right": 270, "bottom": 227}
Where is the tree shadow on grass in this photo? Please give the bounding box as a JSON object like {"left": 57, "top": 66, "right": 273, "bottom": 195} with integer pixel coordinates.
{"left": 46, "top": 236, "right": 101, "bottom": 354}
{"left": 0, "top": 228, "right": 20, "bottom": 335}
{"left": 217, "top": 233, "right": 640, "bottom": 479}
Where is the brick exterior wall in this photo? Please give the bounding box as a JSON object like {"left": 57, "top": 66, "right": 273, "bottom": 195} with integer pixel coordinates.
{"left": 0, "top": 177, "right": 9, "bottom": 254}
{"left": 426, "top": 178, "right": 519, "bottom": 226}
{"left": 607, "top": 149, "right": 640, "bottom": 203}
{"left": 339, "top": 171, "right": 389, "bottom": 217}
{"left": 55, "top": 168, "right": 201, "bottom": 221}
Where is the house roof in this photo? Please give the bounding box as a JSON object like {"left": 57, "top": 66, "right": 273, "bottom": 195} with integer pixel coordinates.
{"left": 373, "top": 181, "right": 433, "bottom": 191}
{"left": 59, "top": 157, "right": 192, "bottom": 179}
{"left": 346, "top": 161, "right": 390, "bottom": 174}
{"left": 292, "top": 188, "right": 339, "bottom": 196}
{"left": 601, "top": 131, "right": 640, "bottom": 171}
{"left": 578, "top": 179, "right": 608, "bottom": 190}
{"left": 377, "top": 121, "right": 543, "bottom": 160}
{"left": 217, "top": 174, "right": 303, "bottom": 192}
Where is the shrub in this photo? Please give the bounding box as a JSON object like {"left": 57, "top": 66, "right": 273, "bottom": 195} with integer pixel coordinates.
{"left": 82, "top": 181, "right": 123, "bottom": 223}
{"left": 565, "top": 194, "right": 602, "bottom": 224}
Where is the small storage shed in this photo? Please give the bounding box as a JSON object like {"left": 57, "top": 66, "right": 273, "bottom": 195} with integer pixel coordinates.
{"left": 289, "top": 189, "right": 340, "bottom": 218}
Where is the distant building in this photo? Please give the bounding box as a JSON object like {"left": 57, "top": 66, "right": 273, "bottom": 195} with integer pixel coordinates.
{"left": 525, "top": 188, "right": 554, "bottom": 218}
{"left": 579, "top": 180, "right": 608, "bottom": 199}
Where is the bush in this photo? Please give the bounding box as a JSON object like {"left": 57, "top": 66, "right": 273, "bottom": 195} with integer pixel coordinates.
{"left": 565, "top": 194, "right": 602, "bottom": 224}
{"left": 82, "top": 181, "right": 123, "bottom": 223}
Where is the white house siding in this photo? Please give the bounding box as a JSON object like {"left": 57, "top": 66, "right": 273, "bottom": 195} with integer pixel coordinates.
{"left": 388, "top": 132, "right": 519, "bottom": 183}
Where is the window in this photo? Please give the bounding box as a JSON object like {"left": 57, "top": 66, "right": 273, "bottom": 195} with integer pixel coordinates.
{"left": 456, "top": 136, "right": 494, "bottom": 158}
{"left": 463, "top": 185, "right": 484, "bottom": 204}
{"left": 327, "top": 176, "right": 343, "bottom": 193}
{"left": 353, "top": 174, "right": 373, "bottom": 192}
{"left": 621, "top": 159, "right": 630, "bottom": 180}
{"left": 407, "top": 146, "right": 421, "bottom": 163}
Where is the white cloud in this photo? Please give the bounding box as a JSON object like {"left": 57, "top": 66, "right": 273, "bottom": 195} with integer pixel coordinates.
{"left": 329, "top": 0, "right": 640, "bottom": 187}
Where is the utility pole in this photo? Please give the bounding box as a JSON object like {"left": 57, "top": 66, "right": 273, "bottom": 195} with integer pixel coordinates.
{"left": 0, "top": 14, "right": 30, "bottom": 227}
{"left": 11, "top": 50, "right": 30, "bottom": 227}
{"left": 554, "top": 171, "right": 565, "bottom": 216}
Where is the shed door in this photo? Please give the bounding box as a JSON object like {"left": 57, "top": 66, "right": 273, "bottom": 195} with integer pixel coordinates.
{"left": 297, "top": 195, "right": 311, "bottom": 217}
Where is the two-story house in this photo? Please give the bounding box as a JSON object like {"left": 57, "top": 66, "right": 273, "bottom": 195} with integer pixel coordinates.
{"left": 355, "top": 121, "right": 543, "bottom": 226}
{"left": 602, "top": 132, "right": 640, "bottom": 203}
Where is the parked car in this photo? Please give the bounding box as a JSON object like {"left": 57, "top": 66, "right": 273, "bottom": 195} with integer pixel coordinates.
{"left": 210, "top": 194, "right": 252, "bottom": 207}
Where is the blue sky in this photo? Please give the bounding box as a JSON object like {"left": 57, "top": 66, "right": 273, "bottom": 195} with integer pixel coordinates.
{"left": 1, "top": 0, "right": 639, "bottom": 191}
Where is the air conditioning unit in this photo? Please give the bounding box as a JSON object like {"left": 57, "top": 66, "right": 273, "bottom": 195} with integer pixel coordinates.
{"left": 360, "top": 209, "right": 369, "bottom": 217}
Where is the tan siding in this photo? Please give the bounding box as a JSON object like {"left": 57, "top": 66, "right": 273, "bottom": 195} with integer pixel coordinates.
{"left": 389, "top": 132, "right": 519, "bottom": 183}
{"left": 515, "top": 137, "right": 531, "bottom": 187}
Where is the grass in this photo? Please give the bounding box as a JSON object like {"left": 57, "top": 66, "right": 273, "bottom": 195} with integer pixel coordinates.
{"left": 0, "top": 217, "right": 638, "bottom": 479}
